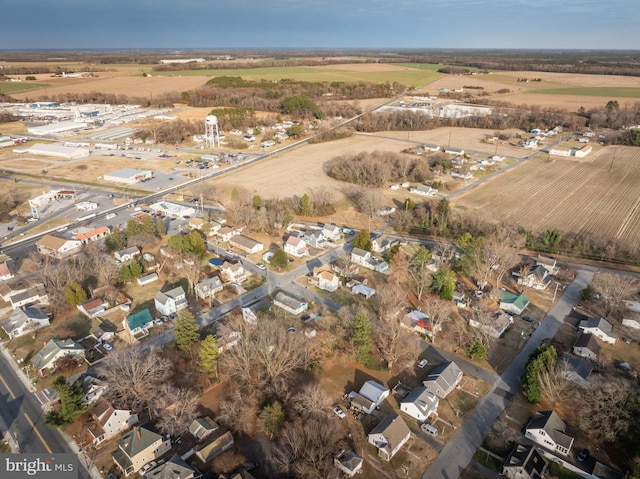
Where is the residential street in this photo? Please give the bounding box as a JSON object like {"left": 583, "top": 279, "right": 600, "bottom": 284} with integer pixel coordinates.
{"left": 421, "top": 267, "right": 595, "bottom": 479}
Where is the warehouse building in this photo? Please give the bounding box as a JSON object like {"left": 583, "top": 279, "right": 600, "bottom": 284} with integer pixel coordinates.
{"left": 103, "top": 168, "right": 153, "bottom": 185}
{"left": 14, "top": 143, "right": 90, "bottom": 160}
{"left": 27, "top": 121, "right": 88, "bottom": 136}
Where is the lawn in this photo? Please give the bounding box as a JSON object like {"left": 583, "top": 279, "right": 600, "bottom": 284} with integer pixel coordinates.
{"left": 0, "top": 82, "right": 50, "bottom": 94}
{"left": 532, "top": 87, "right": 640, "bottom": 98}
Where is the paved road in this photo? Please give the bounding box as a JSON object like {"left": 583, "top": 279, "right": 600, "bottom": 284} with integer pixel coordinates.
{"left": 422, "top": 266, "right": 595, "bottom": 479}
{"left": 0, "top": 345, "right": 99, "bottom": 479}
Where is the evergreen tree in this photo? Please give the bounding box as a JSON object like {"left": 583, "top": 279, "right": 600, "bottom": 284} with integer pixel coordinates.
{"left": 521, "top": 345, "right": 557, "bottom": 403}
{"left": 253, "top": 195, "right": 262, "bottom": 210}
{"left": 45, "top": 376, "right": 85, "bottom": 427}
{"left": 126, "top": 218, "right": 142, "bottom": 238}
{"left": 271, "top": 249, "right": 289, "bottom": 270}
{"left": 412, "top": 246, "right": 433, "bottom": 267}
{"left": 432, "top": 268, "right": 456, "bottom": 300}
{"left": 299, "top": 193, "right": 311, "bottom": 216}
{"left": 64, "top": 281, "right": 87, "bottom": 306}
{"left": 156, "top": 217, "right": 166, "bottom": 237}
{"left": 467, "top": 340, "right": 487, "bottom": 359}
{"left": 105, "top": 226, "right": 126, "bottom": 252}
{"left": 198, "top": 335, "right": 220, "bottom": 380}
{"left": 175, "top": 309, "right": 200, "bottom": 352}
{"left": 129, "top": 260, "right": 143, "bottom": 278}
{"left": 260, "top": 401, "right": 285, "bottom": 439}
{"left": 352, "top": 229, "right": 372, "bottom": 251}
{"left": 351, "top": 312, "right": 373, "bottom": 366}
{"left": 140, "top": 214, "right": 157, "bottom": 235}
{"left": 119, "top": 263, "right": 133, "bottom": 282}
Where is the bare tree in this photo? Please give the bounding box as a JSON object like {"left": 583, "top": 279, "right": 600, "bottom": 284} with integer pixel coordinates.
{"left": 272, "top": 417, "right": 345, "bottom": 479}
{"left": 592, "top": 272, "right": 640, "bottom": 318}
{"left": 217, "top": 388, "right": 258, "bottom": 436}
{"left": 577, "top": 377, "right": 635, "bottom": 442}
{"left": 373, "top": 316, "right": 415, "bottom": 370}
{"left": 409, "top": 259, "right": 433, "bottom": 302}
{"left": 101, "top": 348, "right": 172, "bottom": 410}
{"left": 291, "top": 383, "right": 332, "bottom": 418}
{"left": 482, "top": 226, "right": 522, "bottom": 290}
{"left": 152, "top": 384, "right": 198, "bottom": 437}
{"left": 470, "top": 299, "right": 499, "bottom": 347}
{"left": 538, "top": 359, "right": 580, "bottom": 406}
{"left": 181, "top": 253, "right": 203, "bottom": 294}
{"left": 356, "top": 187, "right": 385, "bottom": 219}
{"left": 421, "top": 296, "right": 453, "bottom": 344}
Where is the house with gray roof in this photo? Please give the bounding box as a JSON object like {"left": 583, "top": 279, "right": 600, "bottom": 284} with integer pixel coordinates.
{"left": 189, "top": 417, "right": 219, "bottom": 442}
{"left": 31, "top": 338, "right": 85, "bottom": 376}
{"left": 502, "top": 443, "right": 547, "bottom": 479}
{"left": 423, "top": 360, "right": 463, "bottom": 398}
{"left": 195, "top": 276, "right": 223, "bottom": 301}
{"left": 229, "top": 235, "right": 263, "bottom": 254}
{"left": 334, "top": 450, "right": 363, "bottom": 477}
{"left": 525, "top": 411, "right": 574, "bottom": 456}
{"left": 0, "top": 306, "right": 50, "bottom": 339}
{"left": 368, "top": 415, "right": 411, "bottom": 461}
{"left": 144, "top": 455, "right": 201, "bottom": 479}
{"left": 572, "top": 333, "right": 601, "bottom": 361}
{"left": 115, "top": 246, "right": 141, "bottom": 263}
{"left": 400, "top": 387, "right": 439, "bottom": 422}
{"left": 112, "top": 425, "right": 171, "bottom": 476}
{"left": 154, "top": 286, "right": 187, "bottom": 316}
{"left": 578, "top": 317, "right": 617, "bottom": 345}
{"left": 273, "top": 291, "right": 308, "bottom": 316}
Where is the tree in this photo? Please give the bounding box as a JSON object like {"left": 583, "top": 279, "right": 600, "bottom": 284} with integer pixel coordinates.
{"left": 129, "top": 260, "right": 143, "bottom": 278}
{"left": 592, "top": 272, "right": 640, "bottom": 318}
{"left": 260, "top": 400, "right": 285, "bottom": 439}
{"left": 538, "top": 359, "right": 579, "bottom": 406}
{"left": 271, "top": 249, "right": 289, "bottom": 270}
{"left": 119, "top": 263, "right": 133, "bottom": 282}
{"left": 198, "top": 334, "right": 220, "bottom": 380}
{"left": 541, "top": 229, "right": 562, "bottom": 253}
{"left": 281, "top": 95, "right": 322, "bottom": 119}
{"left": 409, "top": 247, "right": 433, "bottom": 301}
{"left": 64, "top": 281, "right": 87, "bottom": 306}
{"left": 455, "top": 232, "right": 483, "bottom": 278}
{"left": 520, "top": 345, "right": 557, "bottom": 403}
{"left": 356, "top": 188, "right": 385, "bottom": 219}
{"left": 351, "top": 311, "right": 373, "bottom": 366}
{"left": 101, "top": 348, "right": 172, "bottom": 410}
{"left": 299, "top": 193, "right": 312, "bottom": 216}
{"left": 45, "top": 376, "right": 85, "bottom": 427}
{"left": 421, "top": 296, "right": 451, "bottom": 344}
{"left": 432, "top": 268, "right": 456, "bottom": 300}
{"left": 153, "top": 384, "right": 199, "bottom": 437}
{"left": 374, "top": 315, "right": 412, "bottom": 370}
{"left": 287, "top": 123, "right": 304, "bottom": 138}
{"left": 155, "top": 217, "right": 166, "bottom": 236}
{"left": 291, "top": 383, "right": 332, "bottom": 418}
{"left": 352, "top": 229, "right": 372, "bottom": 252}
{"left": 139, "top": 214, "right": 157, "bottom": 236}
{"left": 467, "top": 340, "right": 487, "bottom": 359}
{"left": 175, "top": 309, "right": 200, "bottom": 352}
{"left": 252, "top": 194, "right": 262, "bottom": 210}
{"left": 578, "top": 377, "right": 635, "bottom": 442}
{"left": 218, "top": 388, "right": 258, "bottom": 436}
{"left": 125, "top": 218, "right": 142, "bottom": 238}
{"left": 105, "top": 226, "right": 126, "bottom": 252}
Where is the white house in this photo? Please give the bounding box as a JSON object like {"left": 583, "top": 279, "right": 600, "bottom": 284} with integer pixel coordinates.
{"left": 310, "top": 265, "right": 339, "bottom": 292}
{"left": 284, "top": 236, "right": 309, "bottom": 257}
{"left": 154, "top": 286, "right": 188, "bottom": 316}
{"left": 334, "top": 450, "right": 363, "bottom": 477}
{"left": 115, "top": 246, "right": 141, "bottom": 263}
{"left": 549, "top": 147, "right": 571, "bottom": 157}
{"left": 400, "top": 387, "right": 439, "bottom": 422}
{"left": 273, "top": 291, "right": 308, "bottom": 315}
{"left": 220, "top": 261, "right": 246, "bottom": 283}
{"left": 444, "top": 147, "right": 464, "bottom": 155}
{"left": 578, "top": 317, "right": 617, "bottom": 345}
{"left": 525, "top": 411, "right": 574, "bottom": 456}
{"left": 322, "top": 224, "right": 342, "bottom": 242}
{"left": 423, "top": 360, "right": 463, "bottom": 398}
{"left": 0, "top": 306, "right": 50, "bottom": 339}
{"left": 500, "top": 291, "right": 530, "bottom": 315}
{"left": 36, "top": 235, "right": 83, "bottom": 259}
{"left": 9, "top": 286, "right": 48, "bottom": 309}
{"left": 87, "top": 397, "right": 138, "bottom": 446}
{"left": 194, "top": 276, "right": 224, "bottom": 300}
{"left": 368, "top": 415, "right": 411, "bottom": 461}
{"left": 31, "top": 339, "right": 85, "bottom": 376}
{"left": 515, "top": 264, "right": 552, "bottom": 290}
{"left": 349, "top": 380, "right": 389, "bottom": 414}
{"left": 350, "top": 247, "right": 371, "bottom": 266}
{"left": 536, "top": 255, "right": 559, "bottom": 275}
{"left": 352, "top": 283, "right": 377, "bottom": 299}
{"left": 0, "top": 261, "right": 14, "bottom": 281}
{"left": 409, "top": 185, "right": 438, "bottom": 197}
{"left": 229, "top": 235, "right": 264, "bottom": 254}
{"left": 216, "top": 225, "right": 243, "bottom": 243}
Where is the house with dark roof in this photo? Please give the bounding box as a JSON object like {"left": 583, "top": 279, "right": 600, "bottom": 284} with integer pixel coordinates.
{"left": 423, "top": 360, "right": 463, "bottom": 398}
{"left": 273, "top": 291, "right": 308, "bottom": 316}
{"left": 154, "top": 286, "right": 187, "bottom": 316}
{"left": 516, "top": 264, "right": 552, "bottom": 290}
{"left": 560, "top": 354, "right": 593, "bottom": 388}
{"left": 144, "top": 455, "right": 201, "bottom": 479}
{"left": 572, "top": 333, "right": 601, "bottom": 361}
{"left": 31, "top": 338, "right": 85, "bottom": 376}
{"left": 525, "top": 411, "right": 574, "bottom": 456}
{"left": 502, "top": 443, "right": 547, "bottom": 479}
{"left": 195, "top": 276, "right": 223, "bottom": 301}
{"left": 0, "top": 306, "right": 50, "bottom": 339}
{"left": 86, "top": 397, "right": 137, "bottom": 446}
{"left": 9, "top": 285, "right": 48, "bottom": 309}
{"left": 578, "top": 317, "right": 617, "bottom": 345}
{"left": 400, "top": 387, "right": 439, "bottom": 422}
{"left": 368, "top": 415, "right": 411, "bottom": 461}
{"left": 334, "top": 450, "right": 363, "bottom": 477}
{"left": 112, "top": 426, "right": 171, "bottom": 476}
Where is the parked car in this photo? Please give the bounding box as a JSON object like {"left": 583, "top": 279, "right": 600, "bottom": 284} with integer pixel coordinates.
{"left": 154, "top": 318, "right": 164, "bottom": 326}
{"left": 244, "top": 462, "right": 260, "bottom": 471}
{"left": 140, "top": 461, "right": 157, "bottom": 474}
{"left": 418, "top": 358, "right": 429, "bottom": 368}
{"left": 577, "top": 448, "right": 589, "bottom": 462}
{"left": 103, "top": 343, "right": 113, "bottom": 351}
{"left": 333, "top": 406, "right": 347, "bottom": 419}
{"left": 421, "top": 423, "right": 438, "bottom": 437}
{"left": 256, "top": 263, "right": 267, "bottom": 270}
{"left": 301, "top": 314, "right": 311, "bottom": 322}
{"left": 521, "top": 316, "right": 536, "bottom": 323}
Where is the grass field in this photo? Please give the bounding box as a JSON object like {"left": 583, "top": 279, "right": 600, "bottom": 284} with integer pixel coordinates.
{"left": 532, "top": 87, "right": 640, "bottom": 98}
{"left": 0, "top": 82, "right": 50, "bottom": 94}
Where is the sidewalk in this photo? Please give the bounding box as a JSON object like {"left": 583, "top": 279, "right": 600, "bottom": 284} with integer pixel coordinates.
{"left": 0, "top": 342, "right": 35, "bottom": 393}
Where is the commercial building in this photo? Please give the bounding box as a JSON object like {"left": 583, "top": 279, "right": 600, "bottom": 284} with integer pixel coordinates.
{"left": 104, "top": 168, "right": 153, "bottom": 185}
{"left": 14, "top": 143, "right": 90, "bottom": 159}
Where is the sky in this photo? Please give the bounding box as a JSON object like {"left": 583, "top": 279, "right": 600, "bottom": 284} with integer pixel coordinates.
{"left": 1, "top": 0, "right": 639, "bottom": 50}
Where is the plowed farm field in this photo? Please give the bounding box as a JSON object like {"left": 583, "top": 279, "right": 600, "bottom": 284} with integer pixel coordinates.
{"left": 453, "top": 146, "right": 640, "bottom": 250}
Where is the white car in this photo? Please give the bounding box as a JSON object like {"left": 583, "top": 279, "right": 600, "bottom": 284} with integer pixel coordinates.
{"left": 333, "top": 406, "right": 347, "bottom": 419}
{"left": 418, "top": 358, "right": 429, "bottom": 368}
{"left": 256, "top": 263, "right": 267, "bottom": 271}
{"left": 140, "top": 461, "right": 157, "bottom": 474}
{"left": 103, "top": 343, "right": 113, "bottom": 351}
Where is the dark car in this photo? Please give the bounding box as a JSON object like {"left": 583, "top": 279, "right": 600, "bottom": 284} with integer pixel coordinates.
{"left": 301, "top": 314, "right": 311, "bottom": 322}
{"left": 522, "top": 316, "right": 536, "bottom": 323}
{"left": 577, "top": 448, "right": 589, "bottom": 462}
{"left": 244, "top": 462, "right": 260, "bottom": 471}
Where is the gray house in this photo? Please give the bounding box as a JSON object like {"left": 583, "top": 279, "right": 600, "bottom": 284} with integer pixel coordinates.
{"left": 423, "top": 360, "right": 463, "bottom": 398}
{"left": 572, "top": 333, "right": 601, "bottom": 361}
{"left": 502, "top": 444, "right": 547, "bottom": 479}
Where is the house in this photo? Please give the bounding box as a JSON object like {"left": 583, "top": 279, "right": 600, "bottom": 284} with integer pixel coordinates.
{"left": 572, "top": 333, "right": 601, "bottom": 361}
{"left": 0, "top": 306, "right": 50, "bottom": 339}
{"left": 367, "top": 415, "right": 411, "bottom": 461}
{"left": 188, "top": 218, "right": 204, "bottom": 230}
{"left": 332, "top": 257, "right": 358, "bottom": 278}
{"left": 409, "top": 185, "right": 438, "bottom": 197}
{"left": 302, "top": 230, "right": 326, "bottom": 249}
{"left": 310, "top": 265, "right": 339, "bottom": 292}
{"left": 195, "top": 276, "right": 224, "bottom": 300}
{"left": 423, "top": 144, "right": 441, "bottom": 152}
{"left": 87, "top": 397, "right": 138, "bottom": 446}
{"left": 124, "top": 309, "right": 154, "bottom": 337}
{"left": 536, "top": 255, "right": 559, "bottom": 275}
{"left": 322, "top": 224, "right": 341, "bottom": 242}
{"left": 189, "top": 417, "right": 220, "bottom": 441}
{"left": 77, "top": 297, "right": 109, "bottom": 318}
{"left": 500, "top": 291, "right": 530, "bottom": 315}
{"left": 0, "top": 261, "right": 14, "bottom": 281}
{"left": 203, "top": 221, "right": 223, "bottom": 237}
{"left": 578, "top": 317, "right": 617, "bottom": 345}
{"left": 523, "top": 138, "right": 538, "bottom": 149}
{"left": 370, "top": 234, "right": 400, "bottom": 254}
{"left": 560, "top": 354, "right": 593, "bottom": 388}
{"left": 115, "top": 246, "right": 141, "bottom": 263}
{"left": 350, "top": 248, "right": 371, "bottom": 266}
{"left": 444, "top": 147, "right": 464, "bottom": 155}
{"left": 154, "top": 286, "right": 187, "bottom": 316}
{"left": 192, "top": 430, "right": 234, "bottom": 463}
{"left": 400, "top": 387, "right": 439, "bottom": 422}
{"left": 334, "top": 450, "right": 363, "bottom": 477}
{"left": 229, "top": 235, "right": 264, "bottom": 254}
{"left": 78, "top": 374, "right": 109, "bottom": 406}
{"left": 149, "top": 201, "right": 195, "bottom": 219}
{"left": 423, "top": 360, "right": 463, "bottom": 398}
{"left": 112, "top": 426, "right": 171, "bottom": 476}
{"left": 9, "top": 285, "right": 48, "bottom": 309}
{"left": 452, "top": 291, "right": 467, "bottom": 308}
{"left": 352, "top": 283, "right": 376, "bottom": 299}
{"left": 137, "top": 273, "right": 159, "bottom": 286}
{"left": 516, "top": 264, "right": 552, "bottom": 290}
{"left": 31, "top": 338, "right": 85, "bottom": 376}
{"left": 502, "top": 444, "right": 547, "bottom": 479}
{"left": 74, "top": 226, "right": 110, "bottom": 244}
{"left": 401, "top": 310, "right": 439, "bottom": 338}
{"left": 349, "top": 380, "right": 389, "bottom": 414}
{"left": 144, "top": 455, "right": 202, "bottom": 479}
{"left": 273, "top": 291, "right": 308, "bottom": 315}
{"left": 220, "top": 261, "right": 246, "bottom": 283}
{"left": 525, "top": 411, "right": 574, "bottom": 456}
{"left": 216, "top": 225, "right": 243, "bottom": 243}
{"left": 549, "top": 147, "right": 571, "bottom": 157}
{"left": 284, "top": 235, "right": 309, "bottom": 257}
{"left": 36, "top": 234, "right": 83, "bottom": 259}
{"left": 469, "top": 311, "right": 513, "bottom": 338}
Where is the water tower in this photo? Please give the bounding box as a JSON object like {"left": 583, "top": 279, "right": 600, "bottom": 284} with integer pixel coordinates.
{"left": 204, "top": 115, "right": 220, "bottom": 149}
